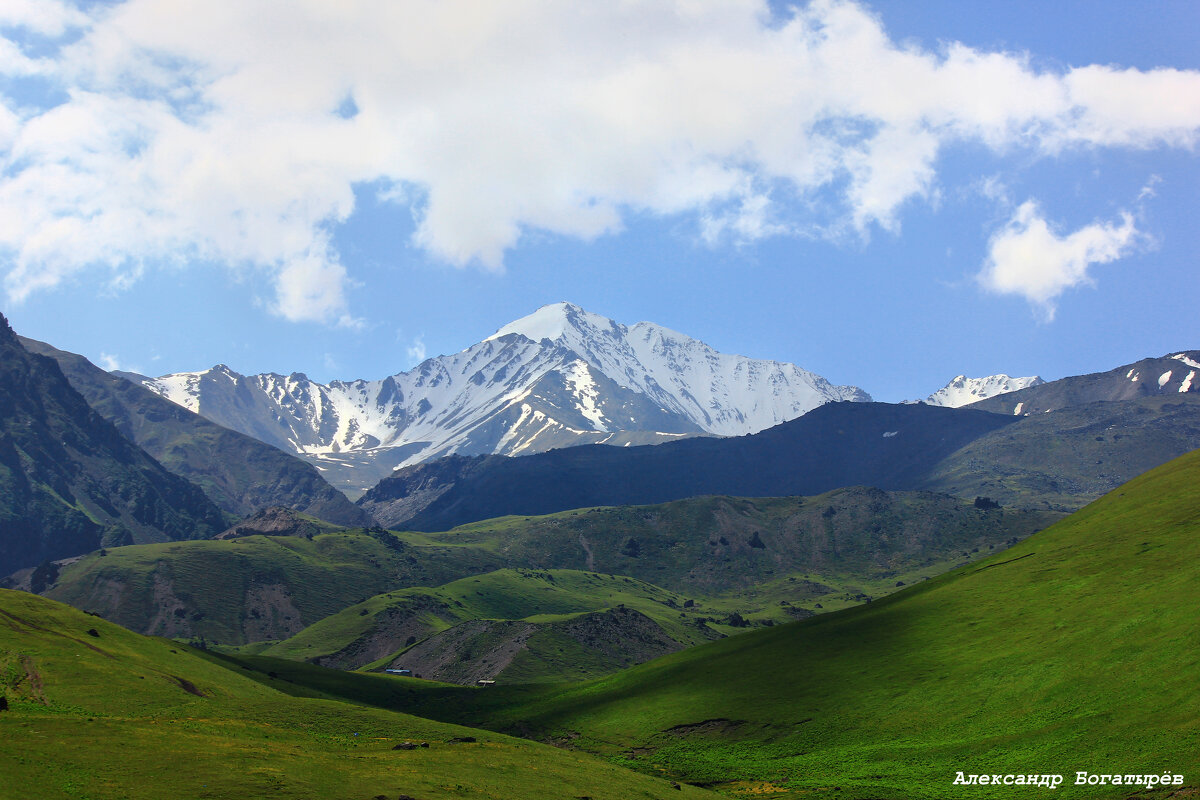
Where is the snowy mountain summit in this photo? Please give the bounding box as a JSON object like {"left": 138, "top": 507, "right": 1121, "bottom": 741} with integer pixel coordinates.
{"left": 924, "top": 373, "right": 1045, "bottom": 408}
{"left": 138, "top": 302, "right": 869, "bottom": 493}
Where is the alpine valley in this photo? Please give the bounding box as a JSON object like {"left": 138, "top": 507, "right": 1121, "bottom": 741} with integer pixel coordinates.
{"left": 2, "top": 303, "right": 1199, "bottom": 800}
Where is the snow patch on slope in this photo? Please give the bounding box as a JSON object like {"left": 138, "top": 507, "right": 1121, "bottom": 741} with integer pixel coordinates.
{"left": 1172, "top": 353, "right": 1200, "bottom": 370}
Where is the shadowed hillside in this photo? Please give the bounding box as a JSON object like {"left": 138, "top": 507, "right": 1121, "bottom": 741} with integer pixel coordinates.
{"left": 0, "top": 315, "right": 226, "bottom": 576}
{"left": 21, "top": 337, "right": 372, "bottom": 527}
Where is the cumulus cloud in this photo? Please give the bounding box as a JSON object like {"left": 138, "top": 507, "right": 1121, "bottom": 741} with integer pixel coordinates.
{"left": 978, "top": 200, "right": 1141, "bottom": 320}
{"left": 1, "top": 0, "right": 1199, "bottom": 322}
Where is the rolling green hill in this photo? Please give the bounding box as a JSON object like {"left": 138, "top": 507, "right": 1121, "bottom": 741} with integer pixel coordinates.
{"left": 36, "top": 490, "right": 1058, "bottom": 648}
{"left": 402, "top": 489, "right": 1060, "bottom": 602}
{"left": 0, "top": 588, "right": 717, "bottom": 800}
{"left": 255, "top": 569, "right": 724, "bottom": 681}
{"left": 39, "top": 529, "right": 506, "bottom": 644}
{"left": 370, "top": 447, "right": 1200, "bottom": 799}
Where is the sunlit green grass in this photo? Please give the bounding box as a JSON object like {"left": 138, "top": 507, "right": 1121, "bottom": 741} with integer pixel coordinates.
{"left": 295, "top": 448, "right": 1200, "bottom": 799}
{"left": 0, "top": 588, "right": 717, "bottom": 799}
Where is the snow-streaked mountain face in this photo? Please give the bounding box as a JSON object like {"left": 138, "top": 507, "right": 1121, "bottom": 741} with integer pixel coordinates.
{"left": 924, "top": 374, "right": 1046, "bottom": 408}
{"left": 138, "top": 303, "right": 870, "bottom": 492}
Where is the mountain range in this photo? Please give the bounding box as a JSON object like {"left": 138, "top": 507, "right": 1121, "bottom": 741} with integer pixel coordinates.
{"left": 2, "top": 303, "right": 1195, "bottom": 572}
{"left": 0, "top": 316, "right": 227, "bottom": 576}
{"left": 4, "top": 302, "right": 1199, "bottom": 798}
{"left": 131, "top": 302, "right": 871, "bottom": 493}
{"left": 20, "top": 337, "right": 371, "bottom": 527}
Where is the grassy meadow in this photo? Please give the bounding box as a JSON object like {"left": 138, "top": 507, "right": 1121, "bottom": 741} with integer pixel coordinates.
{"left": 247, "top": 448, "right": 1200, "bottom": 799}
{"left": 0, "top": 587, "right": 717, "bottom": 800}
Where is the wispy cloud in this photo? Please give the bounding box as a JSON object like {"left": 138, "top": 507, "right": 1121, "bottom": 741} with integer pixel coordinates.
{"left": 1, "top": 0, "right": 1198, "bottom": 322}
{"left": 98, "top": 351, "right": 141, "bottom": 373}
{"left": 406, "top": 335, "right": 426, "bottom": 367}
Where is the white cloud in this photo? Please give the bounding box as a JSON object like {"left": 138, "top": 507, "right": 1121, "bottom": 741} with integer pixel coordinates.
{"left": 406, "top": 335, "right": 426, "bottom": 366}
{"left": 0, "top": 0, "right": 1198, "bottom": 321}
{"left": 98, "top": 351, "right": 142, "bottom": 373}
{"left": 0, "top": 0, "right": 88, "bottom": 37}
{"left": 271, "top": 246, "right": 362, "bottom": 328}
{"left": 978, "top": 200, "right": 1141, "bottom": 320}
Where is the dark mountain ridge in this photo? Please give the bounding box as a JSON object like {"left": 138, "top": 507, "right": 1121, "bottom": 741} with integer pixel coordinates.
{"left": 971, "top": 349, "right": 1198, "bottom": 415}
{"left": 361, "top": 401, "right": 1018, "bottom": 530}
{"left": 362, "top": 390, "right": 1200, "bottom": 530}
{"left": 0, "top": 315, "right": 227, "bottom": 575}
{"left": 20, "top": 336, "right": 372, "bottom": 527}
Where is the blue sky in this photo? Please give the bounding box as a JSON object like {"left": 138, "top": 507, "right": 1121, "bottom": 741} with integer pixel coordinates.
{"left": 1, "top": 0, "right": 1197, "bottom": 402}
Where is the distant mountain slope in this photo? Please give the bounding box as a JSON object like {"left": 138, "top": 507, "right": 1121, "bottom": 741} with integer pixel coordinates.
{"left": 971, "top": 350, "right": 1199, "bottom": 415}
{"left": 21, "top": 337, "right": 372, "bottom": 526}
{"left": 0, "top": 315, "right": 226, "bottom": 576}
{"left": 923, "top": 373, "right": 1044, "bottom": 407}
{"left": 391, "top": 446, "right": 1200, "bottom": 798}
{"left": 919, "top": 395, "right": 1200, "bottom": 509}
{"left": 360, "top": 402, "right": 1020, "bottom": 530}
{"left": 0, "top": 589, "right": 713, "bottom": 800}
{"left": 364, "top": 392, "right": 1200, "bottom": 530}
{"left": 135, "top": 302, "right": 868, "bottom": 492}
{"left": 34, "top": 528, "right": 507, "bottom": 645}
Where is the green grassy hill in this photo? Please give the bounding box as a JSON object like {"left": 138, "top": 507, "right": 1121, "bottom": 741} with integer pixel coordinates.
{"left": 40, "top": 529, "right": 506, "bottom": 644}
{"left": 256, "top": 569, "right": 724, "bottom": 681}
{"left": 377, "top": 447, "right": 1200, "bottom": 799}
{"left": 395, "top": 489, "right": 1059, "bottom": 602}
{"left": 0, "top": 589, "right": 717, "bottom": 800}
{"left": 38, "top": 490, "right": 1057, "bottom": 649}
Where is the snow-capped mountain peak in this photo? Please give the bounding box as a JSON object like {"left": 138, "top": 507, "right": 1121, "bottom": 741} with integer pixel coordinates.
{"left": 924, "top": 374, "right": 1045, "bottom": 408}
{"left": 486, "top": 301, "right": 616, "bottom": 345}
{"left": 138, "top": 303, "right": 871, "bottom": 493}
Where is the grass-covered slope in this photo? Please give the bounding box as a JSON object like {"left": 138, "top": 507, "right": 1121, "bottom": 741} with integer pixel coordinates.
{"left": 406, "top": 490, "right": 1059, "bottom": 602}
{"left": 0, "top": 589, "right": 716, "bottom": 800}
{"left": 41, "top": 529, "right": 506, "bottom": 645}
{"left": 41, "top": 491, "right": 1057, "bottom": 648}
{"left": 392, "top": 447, "right": 1200, "bottom": 799}
{"left": 257, "top": 569, "right": 722, "bottom": 680}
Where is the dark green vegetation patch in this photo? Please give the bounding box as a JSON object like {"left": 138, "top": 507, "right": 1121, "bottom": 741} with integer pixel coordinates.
{"left": 38, "top": 490, "right": 1057, "bottom": 653}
